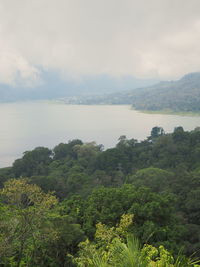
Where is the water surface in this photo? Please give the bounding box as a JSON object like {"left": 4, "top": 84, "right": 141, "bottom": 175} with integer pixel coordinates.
{"left": 0, "top": 101, "right": 200, "bottom": 167}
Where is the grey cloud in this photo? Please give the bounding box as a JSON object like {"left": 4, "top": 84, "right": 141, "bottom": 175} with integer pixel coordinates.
{"left": 0, "top": 0, "right": 200, "bottom": 85}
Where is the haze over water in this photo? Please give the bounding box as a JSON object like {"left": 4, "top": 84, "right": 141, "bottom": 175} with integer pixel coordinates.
{"left": 0, "top": 101, "right": 200, "bottom": 168}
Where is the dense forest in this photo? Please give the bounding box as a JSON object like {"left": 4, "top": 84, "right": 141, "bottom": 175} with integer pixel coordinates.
{"left": 0, "top": 126, "right": 200, "bottom": 266}
{"left": 69, "top": 72, "right": 200, "bottom": 113}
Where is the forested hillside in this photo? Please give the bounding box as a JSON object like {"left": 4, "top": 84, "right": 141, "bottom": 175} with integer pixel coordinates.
{"left": 131, "top": 72, "right": 200, "bottom": 112}
{"left": 0, "top": 126, "right": 200, "bottom": 266}
{"left": 72, "top": 72, "right": 200, "bottom": 113}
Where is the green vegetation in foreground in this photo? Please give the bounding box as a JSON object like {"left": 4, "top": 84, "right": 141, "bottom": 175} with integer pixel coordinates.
{"left": 0, "top": 126, "right": 200, "bottom": 266}
{"left": 73, "top": 214, "right": 200, "bottom": 267}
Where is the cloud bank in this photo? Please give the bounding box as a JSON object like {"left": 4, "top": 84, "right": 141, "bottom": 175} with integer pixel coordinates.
{"left": 0, "top": 0, "right": 200, "bottom": 85}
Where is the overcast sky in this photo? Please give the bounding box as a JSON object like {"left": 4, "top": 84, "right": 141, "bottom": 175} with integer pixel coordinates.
{"left": 0, "top": 0, "right": 200, "bottom": 86}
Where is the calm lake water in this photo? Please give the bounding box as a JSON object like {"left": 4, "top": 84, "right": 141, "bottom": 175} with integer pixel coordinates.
{"left": 0, "top": 101, "right": 200, "bottom": 167}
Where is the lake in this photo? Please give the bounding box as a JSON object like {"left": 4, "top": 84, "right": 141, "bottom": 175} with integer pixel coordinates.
{"left": 0, "top": 101, "right": 200, "bottom": 168}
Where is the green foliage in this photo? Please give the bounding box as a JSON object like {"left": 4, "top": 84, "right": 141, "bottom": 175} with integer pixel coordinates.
{"left": 150, "top": 127, "right": 165, "bottom": 139}
{"left": 126, "top": 167, "right": 173, "bottom": 192}
{"left": 73, "top": 214, "right": 199, "bottom": 267}
{"left": 0, "top": 179, "right": 84, "bottom": 266}
{"left": 53, "top": 139, "right": 83, "bottom": 160}
{"left": 0, "top": 127, "right": 200, "bottom": 263}
{"left": 64, "top": 184, "right": 182, "bottom": 252}
{"left": 0, "top": 178, "right": 58, "bottom": 265}
{"left": 13, "top": 147, "right": 52, "bottom": 177}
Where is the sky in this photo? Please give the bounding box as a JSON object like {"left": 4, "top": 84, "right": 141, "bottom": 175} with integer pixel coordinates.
{"left": 0, "top": 0, "right": 200, "bottom": 86}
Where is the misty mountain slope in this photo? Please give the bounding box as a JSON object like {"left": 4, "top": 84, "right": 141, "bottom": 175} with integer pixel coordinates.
{"left": 130, "top": 72, "right": 200, "bottom": 112}
{"left": 78, "top": 72, "right": 200, "bottom": 112}
{"left": 0, "top": 70, "right": 158, "bottom": 103}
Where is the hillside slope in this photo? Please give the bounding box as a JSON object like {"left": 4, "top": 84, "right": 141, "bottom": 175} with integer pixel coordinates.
{"left": 131, "top": 72, "right": 200, "bottom": 112}
{"left": 73, "top": 72, "right": 200, "bottom": 112}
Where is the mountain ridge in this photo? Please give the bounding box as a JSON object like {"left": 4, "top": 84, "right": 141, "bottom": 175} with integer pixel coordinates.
{"left": 71, "top": 72, "right": 200, "bottom": 112}
{"left": 0, "top": 70, "right": 158, "bottom": 103}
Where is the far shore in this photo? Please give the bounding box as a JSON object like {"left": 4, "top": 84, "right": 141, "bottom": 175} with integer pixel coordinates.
{"left": 136, "top": 108, "right": 200, "bottom": 117}
{"left": 47, "top": 100, "right": 200, "bottom": 117}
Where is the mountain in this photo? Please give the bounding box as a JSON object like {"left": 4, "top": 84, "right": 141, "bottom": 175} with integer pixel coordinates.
{"left": 74, "top": 72, "right": 200, "bottom": 113}
{"left": 0, "top": 70, "right": 158, "bottom": 103}
{"left": 130, "top": 72, "right": 200, "bottom": 112}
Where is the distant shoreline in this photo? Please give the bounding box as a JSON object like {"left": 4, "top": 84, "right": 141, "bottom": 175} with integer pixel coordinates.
{"left": 136, "top": 108, "right": 200, "bottom": 117}
{"left": 1, "top": 99, "right": 199, "bottom": 117}
{"left": 53, "top": 100, "right": 200, "bottom": 116}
